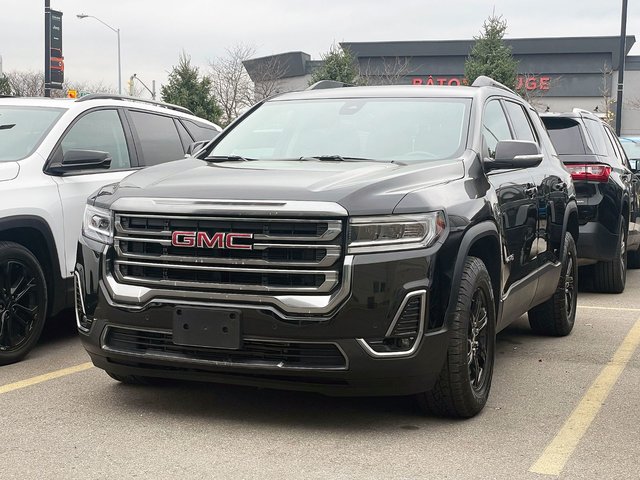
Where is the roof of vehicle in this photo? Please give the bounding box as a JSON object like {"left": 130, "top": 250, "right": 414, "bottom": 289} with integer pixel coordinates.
{"left": 269, "top": 84, "right": 522, "bottom": 102}
{"left": 0, "top": 96, "right": 221, "bottom": 129}
{"left": 540, "top": 108, "right": 601, "bottom": 121}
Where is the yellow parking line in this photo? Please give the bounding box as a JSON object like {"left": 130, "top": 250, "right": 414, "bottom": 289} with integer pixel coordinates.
{"left": 577, "top": 305, "right": 640, "bottom": 312}
{"left": 0, "top": 362, "right": 94, "bottom": 395}
{"left": 529, "top": 318, "right": 640, "bottom": 476}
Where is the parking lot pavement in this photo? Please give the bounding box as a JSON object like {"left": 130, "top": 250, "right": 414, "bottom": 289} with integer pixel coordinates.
{"left": 1, "top": 272, "right": 639, "bottom": 480}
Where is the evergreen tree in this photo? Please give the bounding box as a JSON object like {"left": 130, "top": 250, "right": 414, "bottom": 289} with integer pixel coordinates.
{"left": 161, "top": 52, "right": 222, "bottom": 124}
{"left": 465, "top": 15, "right": 518, "bottom": 89}
{"left": 0, "top": 75, "right": 12, "bottom": 95}
{"left": 309, "top": 45, "right": 359, "bottom": 85}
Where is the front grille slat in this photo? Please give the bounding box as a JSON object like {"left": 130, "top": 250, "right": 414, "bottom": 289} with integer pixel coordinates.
{"left": 104, "top": 327, "right": 347, "bottom": 370}
{"left": 113, "top": 214, "right": 344, "bottom": 294}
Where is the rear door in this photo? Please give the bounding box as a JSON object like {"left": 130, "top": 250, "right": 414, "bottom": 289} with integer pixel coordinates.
{"left": 125, "top": 109, "right": 188, "bottom": 166}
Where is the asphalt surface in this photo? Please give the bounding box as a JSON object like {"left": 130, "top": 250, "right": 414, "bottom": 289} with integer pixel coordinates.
{"left": 1, "top": 270, "right": 639, "bottom": 480}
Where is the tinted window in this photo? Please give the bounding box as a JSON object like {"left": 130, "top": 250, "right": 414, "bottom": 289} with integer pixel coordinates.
{"left": 583, "top": 118, "right": 610, "bottom": 157}
{"left": 211, "top": 98, "right": 472, "bottom": 163}
{"left": 61, "top": 109, "right": 131, "bottom": 169}
{"left": 504, "top": 101, "right": 536, "bottom": 142}
{"left": 0, "top": 106, "right": 65, "bottom": 162}
{"left": 129, "top": 111, "right": 185, "bottom": 166}
{"left": 541, "top": 117, "right": 588, "bottom": 155}
{"left": 183, "top": 119, "right": 219, "bottom": 142}
{"left": 603, "top": 126, "right": 625, "bottom": 168}
{"left": 483, "top": 100, "right": 512, "bottom": 158}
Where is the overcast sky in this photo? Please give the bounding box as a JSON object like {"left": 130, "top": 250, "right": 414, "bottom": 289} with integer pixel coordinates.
{"left": 1, "top": 0, "right": 638, "bottom": 94}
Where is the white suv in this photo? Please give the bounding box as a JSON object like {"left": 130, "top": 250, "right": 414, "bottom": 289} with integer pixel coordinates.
{"left": 0, "top": 94, "right": 221, "bottom": 364}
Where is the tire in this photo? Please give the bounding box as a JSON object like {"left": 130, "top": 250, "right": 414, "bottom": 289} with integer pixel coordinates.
{"left": 528, "top": 232, "right": 577, "bottom": 337}
{"left": 628, "top": 248, "right": 640, "bottom": 269}
{"left": 0, "top": 241, "right": 48, "bottom": 365}
{"left": 592, "top": 218, "right": 627, "bottom": 293}
{"left": 417, "top": 257, "right": 496, "bottom": 418}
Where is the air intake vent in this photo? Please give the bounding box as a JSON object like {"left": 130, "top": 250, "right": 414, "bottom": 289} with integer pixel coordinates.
{"left": 102, "top": 326, "right": 348, "bottom": 370}
{"left": 357, "top": 290, "right": 426, "bottom": 357}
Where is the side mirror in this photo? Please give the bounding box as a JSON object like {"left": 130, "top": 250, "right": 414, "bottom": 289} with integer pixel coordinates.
{"left": 49, "top": 149, "right": 112, "bottom": 174}
{"left": 485, "top": 140, "right": 543, "bottom": 171}
{"left": 185, "top": 140, "right": 209, "bottom": 157}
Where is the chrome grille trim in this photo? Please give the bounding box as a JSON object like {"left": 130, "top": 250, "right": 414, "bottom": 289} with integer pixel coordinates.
{"left": 110, "top": 198, "right": 349, "bottom": 217}
{"left": 101, "top": 255, "right": 354, "bottom": 320}
{"left": 110, "top": 205, "right": 345, "bottom": 297}
{"left": 115, "top": 216, "right": 343, "bottom": 242}
{"left": 114, "top": 241, "right": 341, "bottom": 267}
{"left": 114, "top": 259, "right": 339, "bottom": 293}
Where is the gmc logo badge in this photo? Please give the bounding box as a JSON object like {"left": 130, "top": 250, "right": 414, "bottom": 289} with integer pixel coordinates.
{"left": 171, "top": 231, "right": 253, "bottom": 250}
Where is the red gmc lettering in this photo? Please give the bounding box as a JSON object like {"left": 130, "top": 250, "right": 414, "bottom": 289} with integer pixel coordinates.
{"left": 197, "top": 232, "right": 224, "bottom": 248}
{"left": 171, "top": 231, "right": 195, "bottom": 247}
{"left": 225, "top": 233, "right": 253, "bottom": 249}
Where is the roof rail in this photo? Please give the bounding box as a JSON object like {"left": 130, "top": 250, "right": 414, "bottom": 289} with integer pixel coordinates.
{"left": 471, "top": 76, "right": 516, "bottom": 95}
{"left": 306, "top": 80, "right": 353, "bottom": 90}
{"left": 572, "top": 107, "right": 596, "bottom": 116}
{"left": 75, "top": 93, "right": 194, "bottom": 115}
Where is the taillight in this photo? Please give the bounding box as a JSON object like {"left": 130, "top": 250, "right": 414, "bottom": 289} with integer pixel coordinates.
{"left": 565, "top": 164, "right": 612, "bottom": 182}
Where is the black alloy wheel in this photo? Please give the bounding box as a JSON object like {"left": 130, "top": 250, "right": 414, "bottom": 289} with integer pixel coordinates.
{"left": 468, "top": 287, "right": 490, "bottom": 393}
{"left": 417, "top": 256, "right": 496, "bottom": 418}
{"left": 592, "top": 218, "right": 627, "bottom": 293}
{"left": 0, "top": 242, "right": 48, "bottom": 365}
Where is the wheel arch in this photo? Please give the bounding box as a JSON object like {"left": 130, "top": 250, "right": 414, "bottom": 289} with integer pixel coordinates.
{"left": 444, "top": 221, "right": 502, "bottom": 327}
{"left": 0, "top": 215, "right": 68, "bottom": 316}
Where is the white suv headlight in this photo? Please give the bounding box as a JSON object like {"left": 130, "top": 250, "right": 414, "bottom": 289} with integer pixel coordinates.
{"left": 82, "top": 204, "right": 113, "bottom": 245}
{"left": 348, "top": 212, "right": 446, "bottom": 254}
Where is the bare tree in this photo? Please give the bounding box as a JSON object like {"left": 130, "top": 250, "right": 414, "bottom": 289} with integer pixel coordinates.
{"left": 209, "top": 44, "right": 255, "bottom": 126}
{"left": 5, "top": 70, "right": 117, "bottom": 97}
{"left": 250, "top": 55, "right": 288, "bottom": 101}
{"left": 358, "top": 57, "right": 412, "bottom": 86}
{"left": 598, "top": 64, "right": 615, "bottom": 126}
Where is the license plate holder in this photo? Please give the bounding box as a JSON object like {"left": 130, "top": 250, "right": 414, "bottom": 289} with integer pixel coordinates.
{"left": 172, "top": 307, "right": 241, "bottom": 350}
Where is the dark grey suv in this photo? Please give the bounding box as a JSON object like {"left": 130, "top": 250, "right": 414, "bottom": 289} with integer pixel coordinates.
{"left": 75, "top": 78, "right": 578, "bottom": 418}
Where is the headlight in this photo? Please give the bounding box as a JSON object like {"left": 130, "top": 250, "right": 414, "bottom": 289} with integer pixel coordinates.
{"left": 82, "top": 204, "right": 113, "bottom": 245}
{"left": 348, "top": 212, "right": 446, "bottom": 254}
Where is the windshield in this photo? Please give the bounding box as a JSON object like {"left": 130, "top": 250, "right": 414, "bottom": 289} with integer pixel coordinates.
{"left": 0, "top": 106, "right": 66, "bottom": 162}
{"left": 210, "top": 97, "right": 471, "bottom": 162}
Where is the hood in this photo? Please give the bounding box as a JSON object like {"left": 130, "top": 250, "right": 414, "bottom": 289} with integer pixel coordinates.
{"left": 108, "top": 157, "right": 465, "bottom": 215}
{"left": 0, "top": 162, "right": 19, "bottom": 182}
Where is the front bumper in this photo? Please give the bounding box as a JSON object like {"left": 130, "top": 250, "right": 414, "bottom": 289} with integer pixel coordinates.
{"left": 75, "top": 239, "right": 449, "bottom": 396}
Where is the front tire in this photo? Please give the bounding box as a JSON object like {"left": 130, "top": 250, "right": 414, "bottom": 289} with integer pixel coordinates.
{"left": 0, "top": 242, "right": 48, "bottom": 365}
{"left": 417, "top": 257, "right": 496, "bottom": 418}
{"left": 528, "top": 232, "right": 577, "bottom": 336}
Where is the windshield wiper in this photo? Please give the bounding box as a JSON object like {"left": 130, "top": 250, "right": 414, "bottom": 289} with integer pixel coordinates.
{"left": 299, "top": 155, "right": 375, "bottom": 162}
{"left": 0, "top": 124, "right": 16, "bottom": 130}
{"left": 205, "top": 155, "right": 257, "bottom": 163}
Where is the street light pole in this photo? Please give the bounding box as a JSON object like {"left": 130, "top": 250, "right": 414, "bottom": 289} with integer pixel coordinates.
{"left": 77, "top": 13, "right": 122, "bottom": 94}
{"left": 615, "top": 0, "right": 629, "bottom": 135}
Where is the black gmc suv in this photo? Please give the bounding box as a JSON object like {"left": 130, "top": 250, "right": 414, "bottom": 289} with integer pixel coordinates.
{"left": 541, "top": 110, "right": 640, "bottom": 293}
{"left": 75, "top": 77, "right": 578, "bottom": 418}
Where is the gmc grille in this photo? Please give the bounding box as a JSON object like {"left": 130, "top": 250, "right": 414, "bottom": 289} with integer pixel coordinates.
{"left": 112, "top": 214, "right": 344, "bottom": 294}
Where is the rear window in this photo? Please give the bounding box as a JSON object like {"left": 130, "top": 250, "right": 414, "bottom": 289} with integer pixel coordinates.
{"left": 0, "top": 106, "right": 65, "bottom": 161}
{"left": 542, "top": 117, "right": 589, "bottom": 155}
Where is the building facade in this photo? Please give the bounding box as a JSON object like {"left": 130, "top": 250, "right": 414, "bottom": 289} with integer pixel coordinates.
{"left": 244, "top": 36, "right": 640, "bottom": 135}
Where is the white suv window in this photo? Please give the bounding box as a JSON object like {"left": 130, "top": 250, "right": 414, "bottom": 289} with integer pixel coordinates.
{"left": 61, "top": 109, "right": 131, "bottom": 169}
